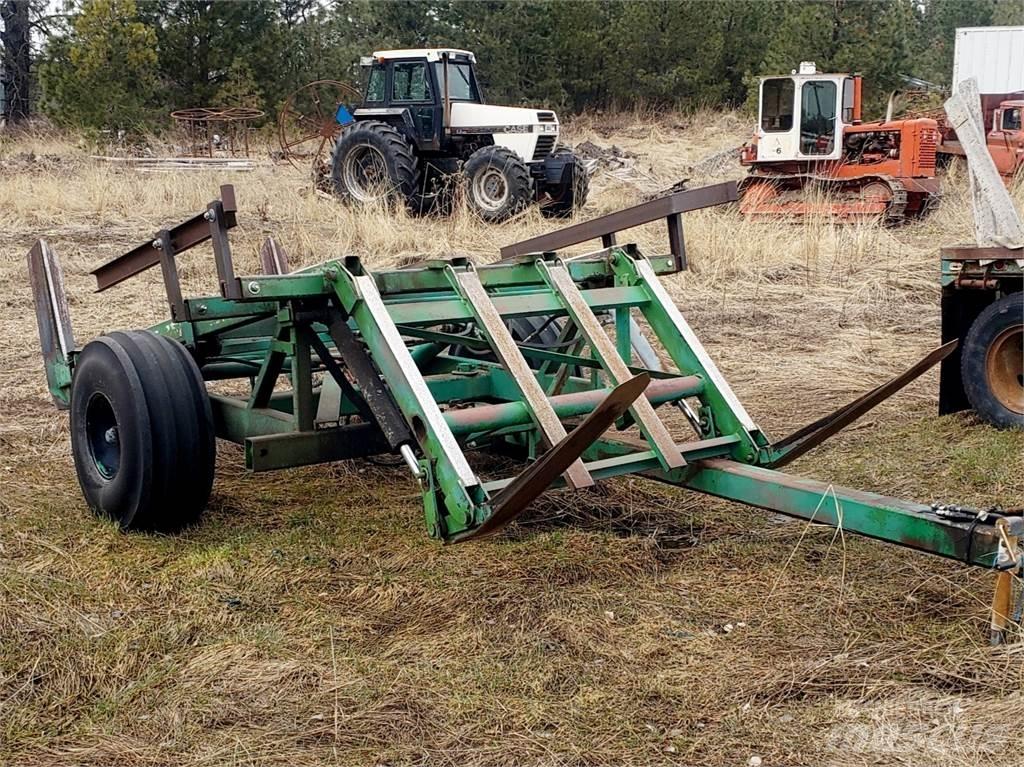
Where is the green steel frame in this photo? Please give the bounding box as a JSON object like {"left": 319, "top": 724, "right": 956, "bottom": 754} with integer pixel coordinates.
{"left": 28, "top": 185, "right": 1022, "bottom": 571}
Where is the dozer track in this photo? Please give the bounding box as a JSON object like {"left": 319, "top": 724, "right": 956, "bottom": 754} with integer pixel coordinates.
{"left": 738, "top": 173, "right": 922, "bottom": 225}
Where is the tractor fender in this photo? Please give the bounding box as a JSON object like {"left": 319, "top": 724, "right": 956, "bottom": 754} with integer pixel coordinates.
{"left": 352, "top": 107, "right": 418, "bottom": 143}
{"left": 536, "top": 149, "right": 579, "bottom": 186}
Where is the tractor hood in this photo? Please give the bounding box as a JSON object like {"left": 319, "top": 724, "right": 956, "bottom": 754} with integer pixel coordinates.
{"left": 449, "top": 103, "right": 559, "bottom": 163}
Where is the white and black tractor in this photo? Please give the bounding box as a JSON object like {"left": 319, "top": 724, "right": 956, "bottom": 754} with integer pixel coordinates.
{"left": 330, "top": 48, "right": 589, "bottom": 222}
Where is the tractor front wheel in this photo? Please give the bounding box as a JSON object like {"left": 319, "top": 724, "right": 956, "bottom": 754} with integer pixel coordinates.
{"left": 464, "top": 146, "right": 532, "bottom": 223}
{"left": 961, "top": 292, "right": 1024, "bottom": 429}
{"left": 331, "top": 120, "right": 422, "bottom": 212}
{"left": 69, "top": 331, "right": 216, "bottom": 530}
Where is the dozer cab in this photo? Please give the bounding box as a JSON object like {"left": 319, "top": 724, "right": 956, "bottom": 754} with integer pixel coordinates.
{"left": 329, "top": 48, "right": 588, "bottom": 222}
{"left": 739, "top": 62, "right": 942, "bottom": 223}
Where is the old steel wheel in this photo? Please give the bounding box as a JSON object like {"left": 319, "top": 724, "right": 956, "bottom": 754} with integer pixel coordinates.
{"left": 986, "top": 324, "right": 1024, "bottom": 414}
{"left": 278, "top": 80, "right": 360, "bottom": 172}
{"left": 342, "top": 143, "right": 392, "bottom": 202}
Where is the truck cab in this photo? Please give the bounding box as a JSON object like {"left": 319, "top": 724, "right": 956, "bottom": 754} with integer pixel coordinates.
{"left": 988, "top": 100, "right": 1024, "bottom": 178}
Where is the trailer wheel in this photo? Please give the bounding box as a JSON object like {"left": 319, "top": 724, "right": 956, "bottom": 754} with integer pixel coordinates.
{"left": 331, "top": 120, "right": 422, "bottom": 212}
{"left": 961, "top": 292, "right": 1024, "bottom": 429}
{"left": 69, "top": 331, "right": 216, "bottom": 531}
{"left": 464, "top": 146, "right": 532, "bottom": 222}
{"left": 540, "top": 147, "right": 590, "bottom": 218}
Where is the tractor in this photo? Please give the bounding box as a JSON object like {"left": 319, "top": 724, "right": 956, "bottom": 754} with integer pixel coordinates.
{"left": 328, "top": 48, "right": 588, "bottom": 222}
{"left": 739, "top": 62, "right": 942, "bottom": 223}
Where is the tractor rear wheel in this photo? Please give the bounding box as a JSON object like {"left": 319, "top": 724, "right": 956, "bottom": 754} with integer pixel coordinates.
{"left": 464, "top": 146, "right": 532, "bottom": 222}
{"left": 331, "top": 120, "right": 422, "bottom": 212}
{"left": 961, "top": 292, "right": 1024, "bottom": 429}
{"left": 69, "top": 331, "right": 216, "bottom": 531}
{"left": 541, "top": 147, "right": 590, "bottom": 218}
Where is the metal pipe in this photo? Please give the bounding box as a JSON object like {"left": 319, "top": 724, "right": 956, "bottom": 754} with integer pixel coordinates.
{"left": 400, "top": 444, "right": 423, "bottom": 479}
{"left": 628, "top": 317, "right": 662, "bottom": 371}
{"left": 444, "top": 375, "right": 702, "bottom": 436}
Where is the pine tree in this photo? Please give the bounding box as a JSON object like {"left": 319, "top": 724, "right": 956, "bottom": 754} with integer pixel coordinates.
{"left": 39, "top": 0, "right": 158, "bottom": 130}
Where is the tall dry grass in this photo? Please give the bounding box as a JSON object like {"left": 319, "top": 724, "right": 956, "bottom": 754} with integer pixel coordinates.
{"left": 2, "top": 112, "right": 1023, "bottom": 767}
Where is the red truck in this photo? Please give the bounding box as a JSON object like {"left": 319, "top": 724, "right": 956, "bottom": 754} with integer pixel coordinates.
{"left": 936, "top": 27, "right": 1024, "bottom": 180}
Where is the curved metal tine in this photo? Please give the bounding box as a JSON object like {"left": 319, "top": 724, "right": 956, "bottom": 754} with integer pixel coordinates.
{"left": 449, "top": 373, "right": 650, "bottom": 544}
{"left": 768, "top": 340, "right": 958, "bottom": 468}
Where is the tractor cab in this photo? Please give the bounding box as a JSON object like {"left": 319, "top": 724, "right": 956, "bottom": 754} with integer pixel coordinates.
{"left": 747, "top": 62, "right": 862, "bottom": 164}
{"left": 355, "top": 49, "right": 483, "bottom": 152}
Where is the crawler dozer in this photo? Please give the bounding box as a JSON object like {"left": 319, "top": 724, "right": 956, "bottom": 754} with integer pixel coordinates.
{"left": 27, "top": 181, "right": 1023, "bottom": 641}
{"left": 739, "top": 62, "right": 942, "bottom": 223}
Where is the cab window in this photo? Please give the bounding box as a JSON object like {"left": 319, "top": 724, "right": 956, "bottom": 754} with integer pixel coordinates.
{"left": 434, "top": 62, "right": 479, "bottom": 101}
{"left": 365, "top": 65, "right": 386, "bottom": 102}
{"left": 841, "top": 78, "right": 855, "bottom": 123}
{"left": 800, "top": 80, "right": 837, "bottom": 155}
{"left": 1002, "top": 108, "right": 1021, "bottom": 131}
{"left": 392, "top": 62, "right": 432, "bottom": 102}
{"left": 761, "top": 78, "right": 794, "bottom": 132}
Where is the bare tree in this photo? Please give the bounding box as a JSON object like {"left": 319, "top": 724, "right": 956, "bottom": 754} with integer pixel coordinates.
{"left": 1, "top": 0, "right": 31, "bottom": 124}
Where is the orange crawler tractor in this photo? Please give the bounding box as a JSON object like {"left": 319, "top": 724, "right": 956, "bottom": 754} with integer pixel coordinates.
{"left": 739, "top": 63, "right": 942, "bottom": 223}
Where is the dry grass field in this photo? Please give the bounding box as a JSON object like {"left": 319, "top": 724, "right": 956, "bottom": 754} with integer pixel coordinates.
{"left": 2, "top": 111, "right": 1023, "bottom": 766}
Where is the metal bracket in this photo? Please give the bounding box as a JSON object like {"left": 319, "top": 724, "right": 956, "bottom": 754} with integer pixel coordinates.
{"left": 27, "top": 239, "right": 76, "bottom": 408}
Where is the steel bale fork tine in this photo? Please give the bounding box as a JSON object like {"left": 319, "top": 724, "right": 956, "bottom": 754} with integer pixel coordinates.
{"left": 25, "top": 182, "right": 1024, "bottom": 638}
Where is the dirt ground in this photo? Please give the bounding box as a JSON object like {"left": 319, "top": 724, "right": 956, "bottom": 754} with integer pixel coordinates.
{"left": 2, "top": 112, "right": 1023, "bottom": 766}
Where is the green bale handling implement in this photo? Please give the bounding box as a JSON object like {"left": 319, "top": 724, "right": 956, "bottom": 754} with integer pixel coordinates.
{"left": 27, "top": 181, "right": 1024, "bottom": 642}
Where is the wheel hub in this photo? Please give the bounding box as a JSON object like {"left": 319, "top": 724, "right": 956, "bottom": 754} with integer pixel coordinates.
{"left": 343, "top": 144, "right": 390, "bottom": 203}
{"left": 86, "top": 393, "right": 120, "bottom": 479}
{"left": 473, "top": 167, "right": 510, "bottom": 211}
{"left": 986, "top": 324, "right": 1024, "bottom": 414}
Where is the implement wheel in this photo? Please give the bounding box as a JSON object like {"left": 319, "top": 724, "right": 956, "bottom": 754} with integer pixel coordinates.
{"left": 70, "top": 331, "right": 216, "bottom": 530}
{"left": 962, "top": 292, "right": 1024, "bottom": 429}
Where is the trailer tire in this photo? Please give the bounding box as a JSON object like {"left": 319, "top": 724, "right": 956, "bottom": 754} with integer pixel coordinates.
{"left": 961, "top": 292, "right": 1024, "bottom": 429}
{"left": 69, "top": 331, "right": 216, "bottom": 531}
{"left": 464, "top": 146, "right": 532, "bottom": 222}
{"left": 541, "top": 147, "right": 589, "bottom": 218}
{"left": 331, "top": 120, "right": 422, "bottom": 213}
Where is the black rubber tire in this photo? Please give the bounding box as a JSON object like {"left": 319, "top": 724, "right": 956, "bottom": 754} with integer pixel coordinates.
{"left": 463, "top": 146, "right": 532, "bottom": 223}
{"left": 448, "top": 316, "right": 578, "bottom": 376}
{"left": 331, "top": 120, "right": 422, "bottom": 213}
{"left": 540, "top": 146, "right": 590, "bottom": 219}
{"left": 69, "top": 331, "right": 216, "bottom": 531}
{"left": 961, "top": 292, "right": 1024, "bottom": 429}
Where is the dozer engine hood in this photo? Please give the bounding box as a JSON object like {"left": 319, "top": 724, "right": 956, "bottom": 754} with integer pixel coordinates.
{"left": 449, "top": 103, "right": 559, "bottom": 164}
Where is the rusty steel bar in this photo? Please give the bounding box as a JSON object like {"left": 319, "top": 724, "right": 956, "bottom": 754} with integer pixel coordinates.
{"left": 444, "top": 375, "right": 702, "bottom": 437}
{"left": 499, "top": 181, "right": 737, "bottom": 261}
{"left": 92, "top": 185, "right": 238, "bottom": 292}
